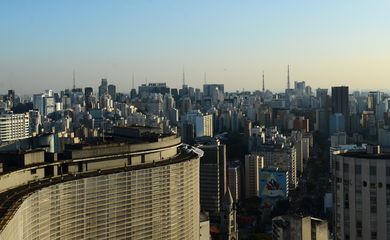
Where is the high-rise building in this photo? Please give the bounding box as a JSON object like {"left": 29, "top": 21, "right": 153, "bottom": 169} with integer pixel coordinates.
{"left": 333, "top": 145, "right": 390, "bottom": 240}
{"left": 367, "top": 91, "right": 383, "bottom": 111}
{"left": 7, "top": 90, "right": 15, "bottom": 108}
{"left": 331, "top": 86, "right": 349, "bottom": 117}
{"left": 329, "top": 113, "right": 346, "bottom": 135}
{"left": 198, "top": 140, "right": 227, "bottom": 222}
{"left": 203, "top": 84, "right": 224, "bottom": 105}
{"left": 0, "top": 128, "right": 202, "bottom": 239}
{"left": 28, "top": 110, "right": 41, "bottom": 136}
{"left": 108, "top": 84, "right": 116, "bottom": 101}
{"left": 316, "top": 88, "right": 329, "bottom": 109}
{"left": 182, "top": 110, "right": 213, "bottom": 138}
{"left": 244, "top": 154, "right": 264, "bottom": 199}
{"left": 84, "top": 87, "right": 94, "bottom": 109}
{"left": 329, "top": 86, "right": 350, "bottom": 135}
{"left": 272, "top": 215, "right": 329, "bottom": 240}
{"left": 138, "top": 83, "right": 170, "bottom": 99}
{"left": 294, "top": 81, "right": 306, "bottom": 96}
{"left": 258, "top": 144, "right": 298, "bottom": 189}
{"left": 0, "top": 111, "right": 30, "bottom": 143}
{"left": 98, "top": 78, "right": 108, "bottom": 98}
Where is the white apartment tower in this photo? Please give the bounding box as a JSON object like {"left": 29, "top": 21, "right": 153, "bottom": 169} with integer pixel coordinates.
{"left": 0, "top": 112, "right": 30, "bottom": 143}
{"left": 244, "top": 154, "right": 264, "bottom": 199}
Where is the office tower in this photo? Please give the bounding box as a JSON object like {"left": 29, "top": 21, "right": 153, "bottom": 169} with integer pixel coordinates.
{"left": 98, "top": 78, "right": 108, "bottom": 98}
{"left": 84, "top": 87, "right": 94, "bottom": 109}
{"left": 316, "top": 88, "right": 329, "bottom": 109}
{"left": 293, "top": 116, "right": 310, "bottom": 132}
{"left": 180, "top": 97, "right": 192, "bottom": 115}
{"left": 333, "top": 145, "right": 390, "bottom": 240}
{"left": 130, "top": 88, "right": 137, "bottom": 99}
{"left": 138, "top": 83, "right": 170, "bottom": 99}
{"left": 367, "top": 91, "right": 383, "bottom": 111}
{"left": 244, "top": 154, "right": 264, "bottom": 199}
{"left": 0, "top": 112, "right": 30, "bottom": 143}
{"left": 28, "top": 110, "right": 41, "bottom": 136}
{"left": 84, "top": 87, "right": 93, "bottom": 98}
{"left": 329, "top": 113, "right": 346, "bottom": 135}
{"left": 163, "top": 94, "right": 175, "bottom": 114}
{"left": 181, "top": 122, "right": 195, "bottom": 144}
{"left": 33, "top": 90, "right": 56, "bottom": 116}
{"left": 146, "top": 93, "right": 163, "bottom": 116}
{"left": 203, "top": 84, "right": 224, "bottom": 105}
{"left": 0, "top": 128, "right": 202, "bottom": 239}
{"left": 199, "top": 140, "right": 227, "bottom": 222}
{"left": 294, "top": 81, "right": 306, "bottom": 96}
{"left": 220, "top": 189, "right": 238, "bottom": 240}
{"left": 331, "top": 86, "right": 349, "bottom": 116}
{"left": 315, "top": 108, "right": 330, "bottom": 135}
{"left": 167, "top": 107, "right": 179, "bottom": 125}
{"left": 43, "top": 96, "right": 55, "bottom": 115}
{"left": 228, "top": 165, "right": 241, "bottom": 202}
{"left": 272, "top": 215, "right": 329, "bottom": 240}
{"left": 305, "top": 85, "right": 312, "bottom": 96}
{"left": 291, "top": 131, "right": 311, "bottom": 176}
{"left": 108, "top": 84, "right": 116, "bottom": 101}
{"left": 182, "top": 110, "right": 213, "bottom": 138}
{"left": 7, "top": 90, "right": 15, "bottom": 108}
{"left": 33, "top": 94, "right": 45, "bottom": 115}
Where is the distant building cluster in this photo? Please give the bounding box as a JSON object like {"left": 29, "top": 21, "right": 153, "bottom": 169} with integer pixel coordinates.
{"left": 2, "top": 69, "right": 390, "bottom": 239}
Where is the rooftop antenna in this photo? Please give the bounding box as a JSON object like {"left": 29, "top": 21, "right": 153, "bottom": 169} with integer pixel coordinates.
{"left": 262, "top": 70, "right": 265, "bottom": 92}
{"left": 287, "top": 64, "right": 291, "bottom": 90}
{"left": 204, "top": 72, "right": 207, "bottom": 84}
{"left": 72, "top": 69, "right": 76, "bottom": 89}
{"left": 132, "top": 72, "right": 135, "bottom": 89}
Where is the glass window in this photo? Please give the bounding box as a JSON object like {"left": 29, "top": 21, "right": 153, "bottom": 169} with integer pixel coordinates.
{"left": 355, "top": 164, "right": 361, "bottom": 174}
{"left": 370, "top": 166, "right": 376, "bottom": 176}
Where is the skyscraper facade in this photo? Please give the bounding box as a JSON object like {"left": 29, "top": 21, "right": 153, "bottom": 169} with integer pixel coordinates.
{"left": 199, "top": 140, "right": 227, "bottom": 222}
{"left": 331, "top": 86, "right": 349, "bottom": 117}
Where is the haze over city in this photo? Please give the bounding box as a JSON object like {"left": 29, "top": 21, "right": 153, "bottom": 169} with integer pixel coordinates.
{"left": 1, "top": 0, "right": 390, "bottom": 94}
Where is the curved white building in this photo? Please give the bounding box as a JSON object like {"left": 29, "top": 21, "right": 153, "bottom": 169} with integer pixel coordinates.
{"left": 0, "top": 132, "right": 201, "bottom": 240}
{"left": 333, "top": 145, "right": 390, "bottom": 240}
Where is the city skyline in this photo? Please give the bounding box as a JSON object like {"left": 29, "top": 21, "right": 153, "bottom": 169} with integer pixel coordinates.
{"left": 1, "top": 1, "right": 390, "bottom": 94}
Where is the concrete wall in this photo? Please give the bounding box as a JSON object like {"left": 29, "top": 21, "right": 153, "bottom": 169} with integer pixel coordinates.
{"left": 0, "top": 168, "right": 44, "bottom": 194}
{"left": 24, "top": 151, "right": 45, "bottom": 166}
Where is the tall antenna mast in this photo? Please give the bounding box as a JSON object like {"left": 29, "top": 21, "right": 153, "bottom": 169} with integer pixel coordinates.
{"left": 262, "top": 71, "right": 265, "bottom": 92}
{"left": 132, "top": 72, "right": 135, "bottom": 89}
{"left": 287, "top": 64, "right": 290, "bottom": 90}
{"left": 204, "top": 72, "right": 207, "bottom": 84}
{"left": 72, "top": 69, "right": 76, "bottom": 90}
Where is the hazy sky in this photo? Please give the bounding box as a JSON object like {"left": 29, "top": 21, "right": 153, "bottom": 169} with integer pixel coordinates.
{"left": 1, "top": 1, "right": 390, "bottom": 95}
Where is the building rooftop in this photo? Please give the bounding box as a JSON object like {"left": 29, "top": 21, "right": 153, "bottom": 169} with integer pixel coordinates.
{"left": 0, "top": 133, "right": 200, "bottom": 232}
